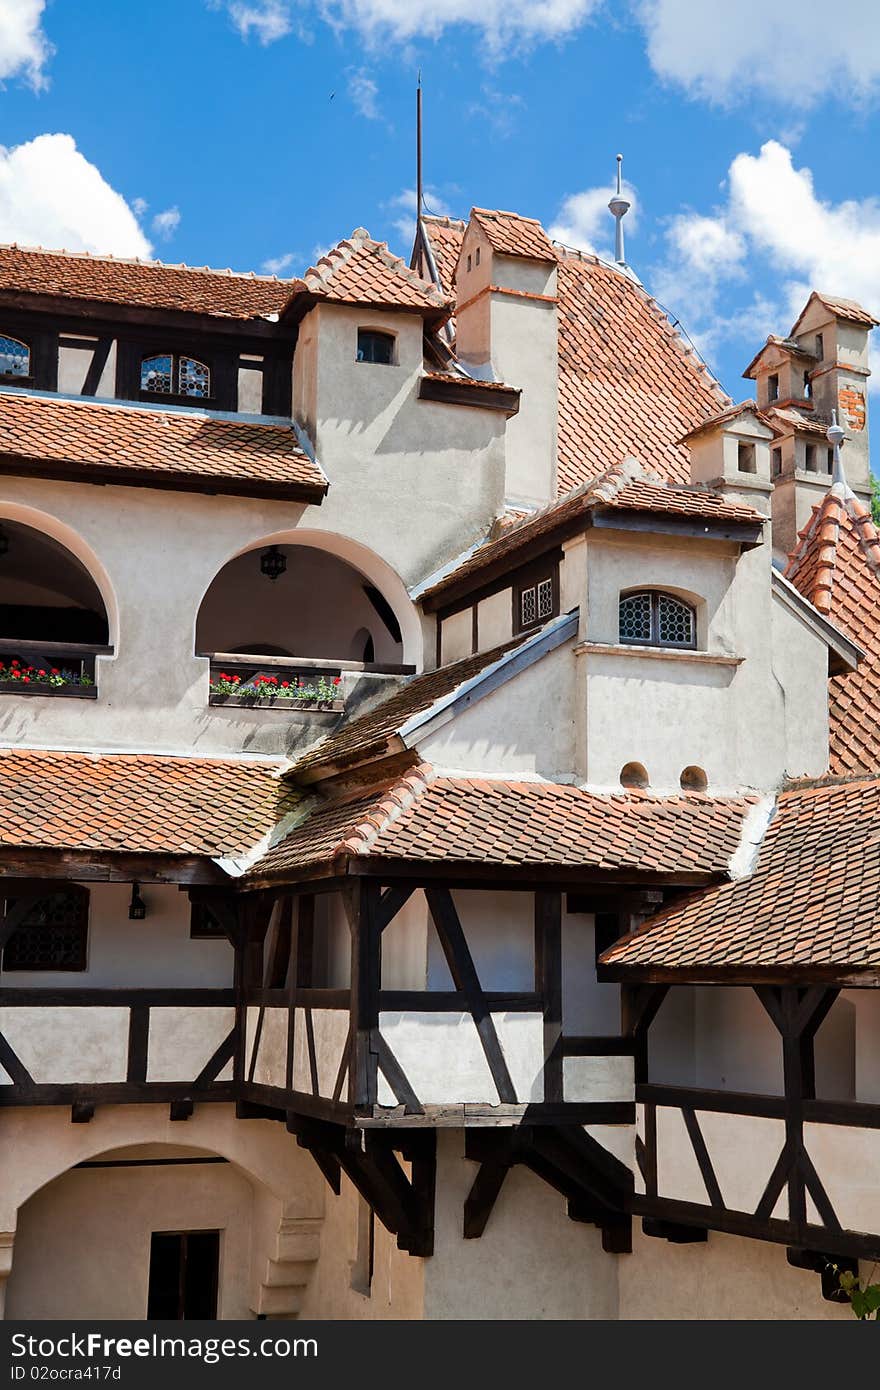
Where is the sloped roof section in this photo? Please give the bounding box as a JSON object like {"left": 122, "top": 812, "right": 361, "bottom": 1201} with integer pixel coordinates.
{"left": 601, "top": 776, "right": 880, "bottom": 976}
{"left": 470, "top": 208, "right": 557, "bottom": 261}
{"left": 555, "top": 253, "right": 729, "bottom": 492}
{"left": 420, "top": 215, "right": 467, "bottom": 292}
{"left": 0, "top": 749, "right": 298, "bottom": 858}
{"left": 790, "top": 291, "right": 880, "bottom": 334}
{"left": 248, "top": 765, "right": 755, "bottom": 883}
{"left": 0, "top": 243, "right": 292, "bottom": 319}
{"left": 289, "top": 229, "right": 449, "bottom": 316}
{"left": 420, "top": 461, "right": 764, "bottom": 607}
{"left": 785, "top": 483, "right": 880, "bottom": 775}
{"left": 0, "top": 390, "right": 327, "bottom": 500}
{"left": 290, "top": 636, "right": 528, "bottom": 781}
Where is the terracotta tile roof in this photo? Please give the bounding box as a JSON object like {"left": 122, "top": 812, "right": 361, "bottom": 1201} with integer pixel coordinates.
{"left": 250, "top": 765, "right": 755, "bottom": 881}
{"left": 601, "top": 776, "right": 880, "bottom": 974}
{"left": 0, "top": 244, "right": 292, "bottom": 319}
{"left": 291, "top": 638, "right": 526, "bottom": 780}
{"left": 555, "top": 253, "right": 729, "bottom": 492}
{"left": 679, "top": 400, "right": 767, "bottom": 443}
{"left": 414, "top": 214, "right": 729, "bottom": 495}
{"left": 470, "top": 208, "right": 557, "bottom": 261}
{"left": 290, "top": 229, "right": 449, "bottom": 315}
{"left": 765, "top": 406, "right": 831, "bottom": 438}
{"left": 420, "top": 461, "right": 764, "bottom": 606}
{"left": 785, "top": 483, "right": 880, "bottom": 775}
{"left": 421, "top": 371, "right": 517, "bottom": 394}
{"left": 0, "top": 748, "right": 298, "bottom": 858}
{"left": 421, "top": 216, "right": 466, "bottom": 291}
{"left": 809, "top": 294, "right": 880, "bottom": 327}
{"left": 0, "top": 390, "right": 327, "bottom": 499}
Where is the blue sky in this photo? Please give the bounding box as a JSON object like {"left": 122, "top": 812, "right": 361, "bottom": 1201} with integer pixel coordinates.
{"left": 1, "top": 1, "right": 879, "bottom": 460}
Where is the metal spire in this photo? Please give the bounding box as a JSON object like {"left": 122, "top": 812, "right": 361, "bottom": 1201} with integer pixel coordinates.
{"left": 608, "top": 153, "right": 631, "bottom": 266}
{"left": 827, "top": 410, "right": 852, "bottom": 496}
{"left": 416, "top": 72, "right": 423, "bottom": 219}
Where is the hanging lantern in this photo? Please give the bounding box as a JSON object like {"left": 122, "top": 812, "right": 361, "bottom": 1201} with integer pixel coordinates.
{"left": 128, "top": 882, "right": 147, "bottom": 921}
{"left": 260, "top": 545, "right": 286, "bottom": 582}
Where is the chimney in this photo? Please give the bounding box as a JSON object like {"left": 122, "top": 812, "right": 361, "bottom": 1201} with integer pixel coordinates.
{"left": 743, "top": 292, "right": 878, "bottom": 557}
{"left": 682, "top": 401, "right": 773, "bottom": 516}
{"left": 454, "top": 208, "right": 558, "bottom": 508}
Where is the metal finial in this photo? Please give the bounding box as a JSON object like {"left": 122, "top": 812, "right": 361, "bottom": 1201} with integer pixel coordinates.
{"left": 827, "top": 409, "right": 849, "bottom": 494}
{"left": 608, "top": 153, "right": 631, "bottom": 267}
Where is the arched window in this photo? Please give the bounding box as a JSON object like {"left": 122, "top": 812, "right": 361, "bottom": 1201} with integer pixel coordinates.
{"left": 356, "top": 329, "right": 394, "bottom": 365}
{"left": 0, "top": 335, "right": 30, "bottom": 379}
{"left": 2, "top": 884, "right": 89, "bottom": 971}
{"left": 141, "top": 353, "right": 211, "bottom": 399}
{"left": 619, "top": 590, "right": 696, "bottom": 649}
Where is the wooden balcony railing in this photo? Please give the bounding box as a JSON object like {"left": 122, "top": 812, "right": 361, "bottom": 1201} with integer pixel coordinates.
{"left": 0, "top": 639, "right": 112, "bottom": 699}
{"left": 204, "top": 651, "right": 415, "bottom": 713}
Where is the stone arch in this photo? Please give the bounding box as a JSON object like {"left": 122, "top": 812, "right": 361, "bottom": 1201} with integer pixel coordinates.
{"left": 0, "top": 500, "right": 119, "bottom": 649}
{"left": 0, "top": 1109, "right": 325, "bottom": 1320}
{"left": 193, "top": 527, "right": 422, "bottom": 669}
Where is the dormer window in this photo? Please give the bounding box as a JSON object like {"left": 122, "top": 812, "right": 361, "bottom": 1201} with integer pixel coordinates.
{"left": 515, "top": 571, "right": 557, "bottom": 633}
{"left": 0, "top": 335, "right": 30, "bottom": 380}
{"left": 619, "top": 590, "right": 696, "bottom": 649}
{"left": 357, "top": 329, "right": 395, "bottom": 365}
{"left": 141, "top": 353, "right": 211, "bottom": 399}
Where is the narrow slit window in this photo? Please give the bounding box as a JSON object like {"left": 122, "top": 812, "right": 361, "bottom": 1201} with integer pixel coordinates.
{"left": 619, "top": 591, "right": 696, "bottom": 650}
{"left": 767, "top": 373, "right": 779, "bottom": 402}
{"left": 0, "top": 335, "right": 30, "bottom": 378}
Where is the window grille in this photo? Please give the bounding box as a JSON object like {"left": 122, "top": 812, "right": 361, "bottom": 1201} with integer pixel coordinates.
{"left": 3, "top": 888, "right": 89, "bottom": 971}
{"left": 619, "top": 591, "right": 696, "bottom": 649}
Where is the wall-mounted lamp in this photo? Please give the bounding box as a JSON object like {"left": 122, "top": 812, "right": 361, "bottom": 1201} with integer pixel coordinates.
{"left": 260, "top": 545, "right": 286, "bottom": 582}
{"left": 128, "top": 882, "right": 147, "bottom": 920}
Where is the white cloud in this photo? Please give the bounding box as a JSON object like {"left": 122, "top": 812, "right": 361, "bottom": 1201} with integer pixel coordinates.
{"left": 262, "top": 250, "right": 297, "bottom": 274}
{"left": 650, "top": 139, "right": 880, "bottom": 364}
{"left": 151, "top": 206, "right": 180, "bottom": 240}
{"left": 0, "top": 0, "right": 53, "bottom": 90}
{"left": 638, "top": 0, "right": 880, "bottom": 107}
{"left": 132, "top": 196, "right": 149, "bottom": 217}
{"left": 467, "top": 85, "right": 525, "bottom": 137}
{"left": 548, "top": 177, "right": 638, "bottom": 259}
{"left": 0, "top": 134, "right": 151, "bottom": 257}
{"left": 348, "top": 68, "right": 379, "bottom": 120}
{"left": 223, "top": 1, "right": 292, "bottom": 44}
{"left": 318, "top": 0, "right": 602, "bottom": 47}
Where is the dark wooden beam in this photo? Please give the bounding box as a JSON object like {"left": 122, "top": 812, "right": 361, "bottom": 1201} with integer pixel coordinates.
{"left": 535, "top": 891, "right": 563, "bottom": 1105}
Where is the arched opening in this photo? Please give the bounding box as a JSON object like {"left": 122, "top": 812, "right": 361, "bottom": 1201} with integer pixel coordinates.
{"left": 620, "top": 761, "right": 649, "bottom": 790}
{"left": 680, "top": 765, "right": 708, "bottom": 793}
{"left": 0, "top": 518, "right": 111, "bottom": 693}
{"left": 3, "top": 1137, "right": 320, "bottom": 1321}
{"left": 196, "top": 543, "right": 407, "bottom": 669}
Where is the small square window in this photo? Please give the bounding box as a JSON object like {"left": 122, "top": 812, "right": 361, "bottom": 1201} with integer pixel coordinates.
{"left": 356, "top": 330, "right": 395, "bottom": 365}
{"left": 190, "top": 901, "right": 227, "bottom": 940}
{"left": 737, "top": 442, "right": 756, "bottom": 474}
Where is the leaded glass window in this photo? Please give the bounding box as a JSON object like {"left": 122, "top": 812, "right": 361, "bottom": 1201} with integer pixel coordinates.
{"left": 0, "top": 335, "right": 30, "bottom": 378}
{"left": 619, "top": 591, "right": 696, "bottom": 649}
{"left": 141, "top": 354, "right": 173, "bottom": 394}
{"left": 179, "top": 357, "right": 210, "bottom": 397}
{"left": 517, "top": 572, "right": 557, "bottom": 632}
{"left": 3, "top": 887, "right": 89, "bottom": 971}
{"left": 141, "top": 353, "right": 211, "bottom": 398}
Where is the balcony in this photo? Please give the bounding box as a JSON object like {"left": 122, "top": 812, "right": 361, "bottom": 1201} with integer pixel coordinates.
{"left": 0, "top": 639, "right": 110, "bottom": 700}
{"left": 204, "top": 652, "right": 414, "bottom": 717}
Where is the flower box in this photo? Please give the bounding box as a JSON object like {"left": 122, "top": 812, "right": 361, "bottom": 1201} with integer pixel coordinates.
{"left": 209, "top": 693, "right": 344, "bottom": 712}
{"left": 0, "top": 679, "right": 97, "bottom": 700}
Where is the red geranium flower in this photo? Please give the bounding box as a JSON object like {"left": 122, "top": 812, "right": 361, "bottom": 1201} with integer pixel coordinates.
{"left": 50, "top": 668, "right": 59, "bottom": 675}
{"left": 11, "top": 660, "right": 19, "bottom": 668}
{"left": 21, "top": 675, "right": 29, "bottom": 683}
{"left": 38, "top": 670, "right": 46, "bottom": 677}
{"left": 232, "top": 675, "right": 240, "bottom": 683}
{"left": 281, "top": 681, "right": 289, "bottom": 688}
{"left": 333, "top": 676, "right": 342, "bottom": 685}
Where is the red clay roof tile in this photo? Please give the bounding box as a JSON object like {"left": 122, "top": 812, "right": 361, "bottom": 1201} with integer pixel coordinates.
{"left": 601, "top": 776, "right": 880, "bottom": 974}
{"left": 290, "top": 229, "right": 449, "bottom": 315}
{"left": 0, "top": 391, "right": 327, "bottom": 498}
{"left": 0, "top": 749, "right": 298, "bottom": 858}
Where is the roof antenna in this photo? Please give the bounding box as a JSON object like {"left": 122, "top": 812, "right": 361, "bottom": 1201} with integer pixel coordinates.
{"left": 417, "top": 71, "right": 423, "bottom": 218}
{"left": 827, "top": 410, "right": 851, "bottom": 496}
{"left": 609, "top": 153, "right": 631, "bottom": 267}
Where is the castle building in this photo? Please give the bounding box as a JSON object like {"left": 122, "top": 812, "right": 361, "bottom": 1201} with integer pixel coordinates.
{"left": 0, "top": 188, "right": 877, "bottom": 1320}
